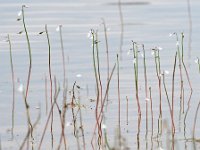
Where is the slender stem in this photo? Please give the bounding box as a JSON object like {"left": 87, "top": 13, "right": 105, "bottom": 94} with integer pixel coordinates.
{"left": 117, "top": 54, "right": 121, "bottom": 130}
{"left": 154, "top": 49, "right": 162, "bottom": 135}
{"left": 45, "top": 24, "right": 54, "bottom": 148}
{"left": 192, "top": 100, "right": 200, "bottom": 138}
{"left": 187, "top": 0, "right": 192, "bottom": 60}
{"left": 59, "top": 25, "right": 66, "bottom": 89}
{"left": 38, "top": 79, "right": 60, "bottom": 150}
{"left": 118, "top": 0, "right": 124, "bottom": 59}
{"left": 91, "top": 64, "right": 116, "bottom": 149}
{"left": 21, "top": 5, "right": 34, "bottom": 142}
{"left": 45, "top": 75, "right": 48, "bottom": 115}
{"left": 149, "top": 87, "right": 153, "bottom": 140}
{"left": 126, "top": 96, "right": 129, "bottom": 126}
{"left": 181, "top": 33, "right": 193, "bottom": 113}
{"left": 172, "top": 52, "right": 178, "bottom": 134}
{"left": 143, "top": 45, "right": 148, "bottom": 139}
{"left": 8, "top": 34, "right": 15, "bottom": 139}
{"left": 20, "top": 108, "right": 41, "bottom": 150}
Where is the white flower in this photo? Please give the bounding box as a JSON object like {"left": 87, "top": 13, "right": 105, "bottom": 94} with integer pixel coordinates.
{"left": 107, "top": 28, "right": 110, "bottom": 31}
{"left": 35, "top": 106, "right": 40, "bottom": 109}
{"left": 56, "top": 26, "right": 60, "bottom": 32}
{"left": 164, "top": 70, "right": 169, "bottom": 74}
{"left": 169, "top": 33, "right": 173, "bottom": 37}
{"left": 76, "top": 74, "right": 82, "bottom": 78}
{"left": 194, "top": 58, "right": 199, "bottom": 64}
{"left": 17, "top": 11, "right": 22, "bottom": 17}
{"left": 158, "top": 47, "right": 163, "bottom": 51}
{"left": 66, "top": 122, "right": 72, "bottom": 127}
{"left": 176, "top": 41, "right": 179, "bottom": 46}
{"left": 151, "top": 51, "right": 155, "bottom": 56}
{"left": 133, "top": 58, "right": 136, "bottom": 64}
{"left": 145, "top": 98, "right": 150, "bottom": 101}
{"left": 87, "top": 31, "right": 93, "bottom": 39}
{"left": 101, "top": 124, "right": 107, "bottom": 129}
{"left": 18, "top": 83, "right": 24, "bottom": 93}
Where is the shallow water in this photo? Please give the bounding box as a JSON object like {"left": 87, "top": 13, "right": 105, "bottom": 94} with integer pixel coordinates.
{"left": 0, "top": 0, "right": 200, "bottom": 149}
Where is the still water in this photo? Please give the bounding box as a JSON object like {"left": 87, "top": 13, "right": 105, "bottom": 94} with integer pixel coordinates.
{"left": 0, "top": 0, "right": 200, "bottom": 149}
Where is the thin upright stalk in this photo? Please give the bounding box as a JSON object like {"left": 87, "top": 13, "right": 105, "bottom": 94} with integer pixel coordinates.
{"left": 102, "top": 18, "right": 110, "bottom": 81}
{"left": 132, "top": 42, "right": 141, "bottom": 149}
{"left": 142, "top": 45, "right": 148, "bottom": 139}
{"left": 91, "top": 29, "right": 102, "bottom": 147}
{"left": 91, "top": 64, "right": 116, "bottom": 149}
{"left": 117, "top": 54, "right": 121, "bottom": 130}
{"left": 20, "top": 108, "right": 41, "bottom": 150}
{"left": 45, "top": 24, "right": 54, "bottom": 148}
{"left": 8, "top": 34, "right": 15, "bottom": 139}
{"left": 192, "top": 100, "right": 200, "bottom": 139}
{"left": 21, "top": 5, "right": 34, "bottom": 141}
{"left": 149, "top": 87, "right": 153, "bottom": 140}
{"left": 118, "top": 0, "right": 124, "bottom": 59}
{"left": 126, "top": 96, "right": 129, "bottom": 126}
{"left": 175, "top": 33, "right": 184, "bottom": 114}
{"left": 38, "top": 78, "right": 60, "bottom": 150}
{"left": 187, "top": 0, "right": 192, "bottom": 60}
{"left": 0, "top": 136, "right": 1, "bottom": 150}
{"left": 172, "top": 52, "right": 178, "bottom": 135}
{"left": 58, "top": 25, "right": 66, "bottom": 89}
{"left": 45, "top": 75, "right": 48, "bottom": 115}
{"left": 153, "top": 49, "right": 162, "bottom": 136}
{"left": 181, "top": 33, "right": 193, "bottom": 112}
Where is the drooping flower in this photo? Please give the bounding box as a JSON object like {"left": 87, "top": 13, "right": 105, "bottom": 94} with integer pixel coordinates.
{"left": 194, "top": 58, "right": 199, "bottom": 64}
{"left": 87, "top": 31, "right": 93, "bottom": 40}
{"left": 145, "top": 98, "right": 150, "bottom": 101}
{"left": 101, "top": 124, "right": 107, "bottom": 129}
{"left": 169, "top": 33, "right": 173, "bottom": 37}
{"left": 18, "top": 83, "right": 24, "bottom": 93}
{"left": 17, "top": 11, "right": 22, "bottom": 17}
{"left": 56, "top": 26, "right": 60, "bottom": 32}
{"left": 76, "top": 74, "right": 82, "bottom": 78}
{"left": 176, "top": 41, "right": 179, "bottom": 46}
{"left": 164, "top": 70, "right": 169, "bottom": 75}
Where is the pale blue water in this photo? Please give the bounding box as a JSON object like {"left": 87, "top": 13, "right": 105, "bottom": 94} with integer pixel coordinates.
{"left": 0, "top": 0, "right": 200, "bottom": 149}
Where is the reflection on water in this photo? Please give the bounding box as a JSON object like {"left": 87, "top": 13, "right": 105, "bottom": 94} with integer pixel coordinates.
{"left": 0, "top": 0, "right": 200, "bottom": 149}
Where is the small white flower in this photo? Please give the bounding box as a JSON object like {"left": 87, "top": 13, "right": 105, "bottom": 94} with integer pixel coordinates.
{"left": 18, "top": 83, "right": 24, "bottom": 93}
{"left": 169, "top": 33, "right": 173, "bottom": 37}
{"left": 35, "top": 106, "right": 40, "bottom": 109}
{"left": 158, "top": 147, "right": 164, "bottom": 150}
{"left": 164, "top": 70, "right": 169, "bottom": 74}
{"left": 140, "top": 53, "right": 144, "bottom": 58}
{"left": 101, "top": 124, "right": 107, "bottom": 129}
{"left": 107, "top": 28, "right": 110, "bottom": 31}
{"left": 76, "top": 74, "right": 82, "bottom": 78}
{"left": 133, "top": 58, "right": 136, "bottom": 64}
{"left": 145, "top": 98, "right": 150, "bottom": 101}
{"left": 151, "top": 51, "right": 155, "bottom": 56}
{"left": 17, "top": 11, "right": 22, "bottom": 17}
{"left": 176, "top": 41, "right": 179, "bottom": 46}
{"left": 87, "top": 31, "right": 93, "bottom": 39}
{"left": 194, "top": 58, "right": 199, "bottom": 64}
{"left": 56, "top": 26, "right": 60, "bottom": 32}
{"left": 158, "top": 47, "right": 163, "bottom": 51}
{"left": 66, "top": 122, "right": 72, "bottom": 127}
